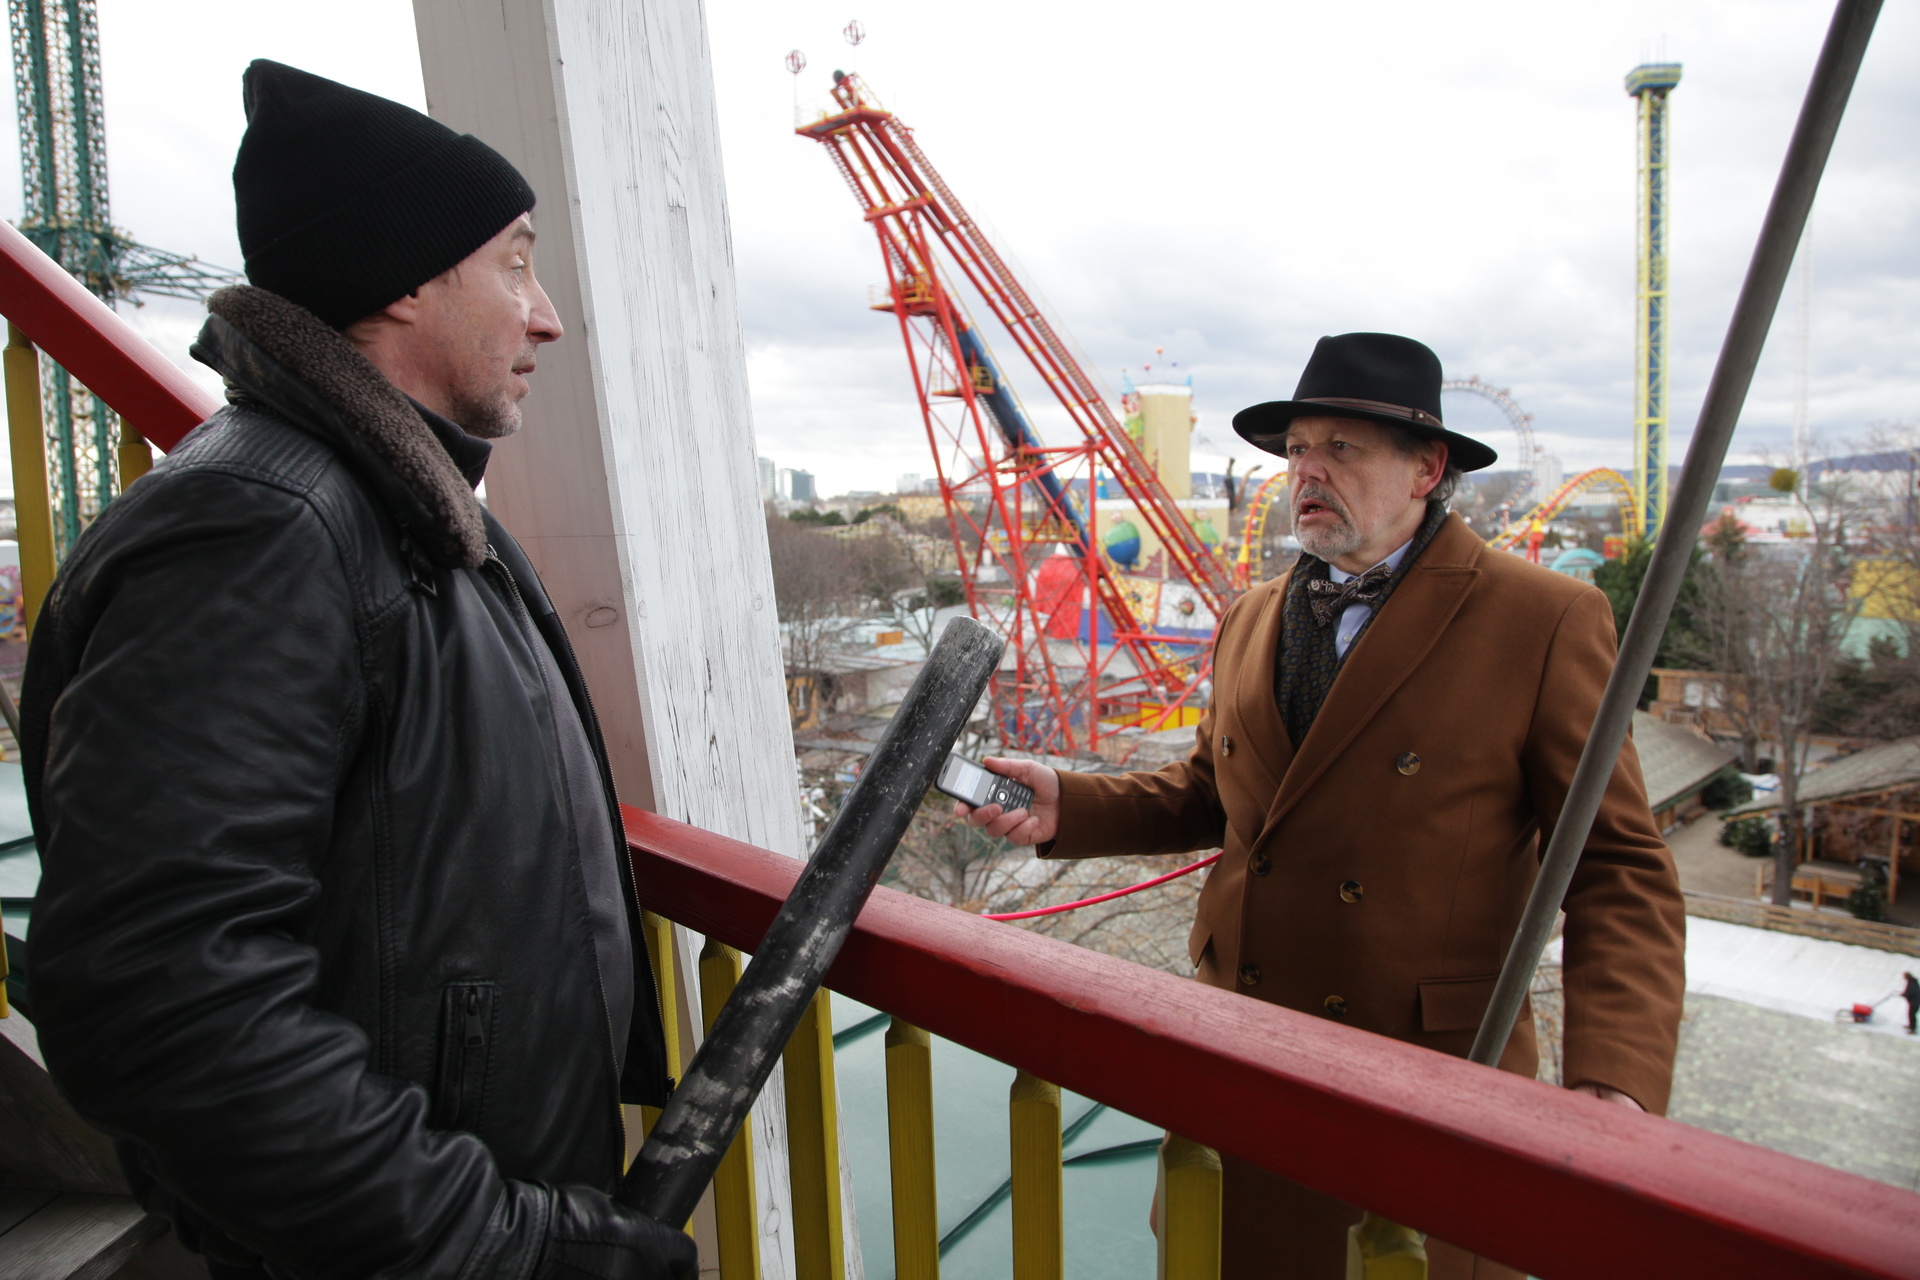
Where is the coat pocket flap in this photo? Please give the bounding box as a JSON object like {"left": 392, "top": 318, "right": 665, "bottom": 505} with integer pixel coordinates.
{"left": 1418, "top": 976, "right": 1498, "bottom": 1032}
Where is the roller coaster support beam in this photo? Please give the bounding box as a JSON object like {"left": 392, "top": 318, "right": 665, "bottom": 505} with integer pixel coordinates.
{"left": 1473, "top": 0, "right": 1881, "bottom": 1068}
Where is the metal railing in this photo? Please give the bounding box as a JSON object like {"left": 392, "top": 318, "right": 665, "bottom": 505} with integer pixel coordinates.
{"left": 626, "top": 805, "right": 1920, "bottom": 1280}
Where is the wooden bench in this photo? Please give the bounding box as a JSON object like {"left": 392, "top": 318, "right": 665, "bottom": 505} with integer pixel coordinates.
{"left": 1754, "top": 860, "right": 1864, "bottom": 907}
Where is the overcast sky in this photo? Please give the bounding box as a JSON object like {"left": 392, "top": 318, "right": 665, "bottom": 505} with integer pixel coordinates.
{"left": 8, "top": 0, "right": 1916, "bottom": 498}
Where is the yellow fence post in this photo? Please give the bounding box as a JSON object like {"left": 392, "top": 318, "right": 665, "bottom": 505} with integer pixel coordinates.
{"left": 1346, "top": 1211, "right": 1427, "bottom": 1280}
{"left": 783, "top": 989, "right": 846, "bottom": 1280}
{"left": 886, "top": 1017, "right": 940, "bottom": 1280}
{"left": 699, "top": 938, "right": 761, "bottom": 1280}
{"left": 4, "top": 324, "right": 55, "bottom": 633}
{"left": 1156, "top": 1136, "right": 1220, "bottom": 1280}
{"left": 1008, "top": 1070, "right": 1062, "bottom": 1280}
{"left": 638, "top": 911, "right": 683, "bottom": 1144}
{"left": 117, "top": 422, "right": 152, "bottom": 492}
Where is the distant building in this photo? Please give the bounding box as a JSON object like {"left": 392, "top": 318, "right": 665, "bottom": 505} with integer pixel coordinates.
{"left": 1095, "top": 375, "right": 1228, "bottom": 588}
{"left": 778, "top": 468, "right": 816, "bottom": 503}
{"left": 1532, "top": 453, "right": 1563, "bottom": 500}
{"left": 896, "top": 472, "right": 922, "bottom": 494}
{"left": 894, "top": 493, "right": 947, "bottom": 523}
{"left": 758, "top": 456, "right": 776, "bottom": 501}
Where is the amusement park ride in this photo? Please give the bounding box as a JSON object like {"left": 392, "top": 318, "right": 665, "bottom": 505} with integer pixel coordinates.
{"left": 797, "top": 71, "right": 1233, "bottom": 755}
{"left": 797, "top": 58, "right": 1674, "bottom": 755}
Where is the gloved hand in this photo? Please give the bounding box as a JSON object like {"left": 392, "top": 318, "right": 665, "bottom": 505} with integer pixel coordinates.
{"left": 534, "top": 1184, "right": 698, "bottom": 1280}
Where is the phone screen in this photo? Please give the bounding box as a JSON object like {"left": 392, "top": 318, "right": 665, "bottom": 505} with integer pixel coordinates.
{"left": 944, "top": 756, "right": 990, "bottom": 801}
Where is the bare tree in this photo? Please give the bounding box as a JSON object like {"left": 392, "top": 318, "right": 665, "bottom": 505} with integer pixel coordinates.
{"left": 1695, "top": 476, "right": 1861, "bottom": 906}
{"left": 1823, "top": 425, "right": 1920, "bottom": 739}
{"left": 881, "top": 791, "right": 1208, "bottom": 974}
{"left": 765, "top": 512, "right": 861, "bottom": 676}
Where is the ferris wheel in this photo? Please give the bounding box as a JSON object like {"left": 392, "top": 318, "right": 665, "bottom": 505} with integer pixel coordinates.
{"left": 1441, "top": 376, "right": 1539, "bottom": 505}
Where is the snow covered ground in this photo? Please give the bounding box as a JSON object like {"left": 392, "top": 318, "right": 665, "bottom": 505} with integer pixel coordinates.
{"left": 1550, "top": 914, "right": 1919, "bottom": 1039}
{"left": 1682, "top": 916, "right": 1918, "bottom": 1037}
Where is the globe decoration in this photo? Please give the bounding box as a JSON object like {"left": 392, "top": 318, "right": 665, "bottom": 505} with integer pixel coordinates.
{"left": 1190, "top": 515, "right": 1222, "bottom": 546}
{"left": 1104, "top": 520, "right": 1142, "bottom": 569}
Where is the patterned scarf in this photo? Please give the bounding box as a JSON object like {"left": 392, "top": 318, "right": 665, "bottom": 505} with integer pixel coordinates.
{"left": 1275, "top": 501, "right": 1450, "bottom": 747}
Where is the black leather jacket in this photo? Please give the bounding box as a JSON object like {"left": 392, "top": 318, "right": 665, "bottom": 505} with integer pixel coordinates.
{"left": 20, "top": 287, "right": 672, "bottom": 1278}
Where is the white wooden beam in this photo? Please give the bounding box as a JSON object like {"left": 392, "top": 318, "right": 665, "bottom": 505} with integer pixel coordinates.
{"left": 410, "top": 3, "right": 805, "bottom": 1276}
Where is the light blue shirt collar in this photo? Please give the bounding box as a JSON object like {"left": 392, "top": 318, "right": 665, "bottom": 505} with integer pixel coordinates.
{"left": 1327, "top": 536, "right": 1416, "bottom": 584}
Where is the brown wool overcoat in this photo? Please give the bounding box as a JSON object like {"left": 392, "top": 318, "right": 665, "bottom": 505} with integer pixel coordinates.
{"left": 1042, "top": 514, "right": 1687, "bottom": 1275}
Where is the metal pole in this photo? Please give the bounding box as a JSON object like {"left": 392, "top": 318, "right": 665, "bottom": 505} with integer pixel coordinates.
{"left": 618, "top": 615, "right": 1005, "bottom": 1226}
{"left": 1469, "top": 0, "right": 1882, "bottom": 1070}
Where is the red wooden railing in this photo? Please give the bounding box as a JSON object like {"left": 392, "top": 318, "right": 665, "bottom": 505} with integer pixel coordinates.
{"left": 0, "top": 217, "right": 215, "bottom": 451}
{"left": 625, "top": 806, "right": 1920, "bottom": 1280}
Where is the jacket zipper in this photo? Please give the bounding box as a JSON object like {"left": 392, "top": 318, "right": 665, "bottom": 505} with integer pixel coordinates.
{"left": 481, "top": 545, "right": 630, "bottom": 1165}
{"left": 436, "top": 982, "right": 493, "bottom": 1130}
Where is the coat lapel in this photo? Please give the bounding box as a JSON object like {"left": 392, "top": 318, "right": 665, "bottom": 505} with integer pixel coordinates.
{"left": 1258, "top": 516, "right": 1484, "bottom": 840}
{"left": 1231, "top": 573, "right": 1293, "bottom": 800}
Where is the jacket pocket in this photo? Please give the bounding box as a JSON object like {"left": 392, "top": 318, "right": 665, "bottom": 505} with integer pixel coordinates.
{"left": 1417, "top": 976, "right": 1498, "bottom": 1033}
{"left": 432, "top": 982, "right": 496, "bottom": 1131}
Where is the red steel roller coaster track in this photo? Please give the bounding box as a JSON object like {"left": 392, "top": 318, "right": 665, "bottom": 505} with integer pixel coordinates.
{"left": 797, "top": 73, "right": 1236, "bottom": 755}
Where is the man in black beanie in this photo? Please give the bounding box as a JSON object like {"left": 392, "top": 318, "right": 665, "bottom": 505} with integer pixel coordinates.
{"left": 21, "top": 61, "right": 696, "bottom": 1280}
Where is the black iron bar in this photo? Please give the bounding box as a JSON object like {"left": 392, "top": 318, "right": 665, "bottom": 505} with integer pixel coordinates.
{"left": 1469, "top": 0, "right": 1883, "bottom": 1069}
{"left": 618, "top": 615, "right": 1005, "bottom": 1226}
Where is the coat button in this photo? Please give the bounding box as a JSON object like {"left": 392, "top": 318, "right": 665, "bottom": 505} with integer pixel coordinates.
{"left": 1250, "top": 852, "right": 1272, "bottom": 876}
{"left": 1220, "top": 735, "right": 1234, "bottom": 757}
{"left": 1396, "top": 752, "right": 1420, "bottom": 775}
{"left": 1339, "top": 880, "right": 1363, "bottom": 903}
{"left": 1238, "top": 964, "right": 1262, "bottom": 987}
{"left": 1324, "top": 995, "right": 1349, "bottom": 1016}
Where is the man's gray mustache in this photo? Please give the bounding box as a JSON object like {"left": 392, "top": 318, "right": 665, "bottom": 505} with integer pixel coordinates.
{"left": 1292, "top": 486, "right": 1350, "bottom": 521}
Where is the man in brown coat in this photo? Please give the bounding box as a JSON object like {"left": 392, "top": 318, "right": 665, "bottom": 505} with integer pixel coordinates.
{"left": 961, "top": 333, "right": 1686, "bottom": 1279}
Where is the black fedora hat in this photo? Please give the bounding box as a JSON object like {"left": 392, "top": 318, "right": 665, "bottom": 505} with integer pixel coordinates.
{"left": 1232, "top": 333, "right": 1498, "bottom": 472}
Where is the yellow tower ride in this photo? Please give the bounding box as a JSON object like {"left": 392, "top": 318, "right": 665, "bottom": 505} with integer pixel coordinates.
{"left": 1627, "top": 62, "right": 1681, "bottom": 537}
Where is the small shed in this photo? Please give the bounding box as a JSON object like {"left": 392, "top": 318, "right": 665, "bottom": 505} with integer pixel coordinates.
{"left": 1633, "top": 711, "right": 1739, "bottom": 833}
{"left": 1724, "top": 736, "right": 1920, "bottom": 903}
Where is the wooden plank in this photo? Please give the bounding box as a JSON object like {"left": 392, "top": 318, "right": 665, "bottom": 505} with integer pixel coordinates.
{"left": 625, "top": 806, "right": 1920, "bottom": 1280}
{"left": 1008, "top": 1071, "right": 1063, "bottom": 1280}
{"left": 0, "top": 1015, "right": 130, "bottom": 1194}
{"left": 0, "top": 1194, "right": 162, "bottom": 1280}
{"left": 1683, "top": 891, "right": 1920, "bottom": 956}
{"left": 410, "top": 5, "right": 806, "bottom": 1274}
{"left": 408, "top": 0, "right": 802, "bottom": 849}
{"left": 0, "top": 1187, "right": 56, "bottom": 1236}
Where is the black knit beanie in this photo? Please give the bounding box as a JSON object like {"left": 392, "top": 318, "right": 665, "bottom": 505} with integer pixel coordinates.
{"left": 233, "top": 60, "right": 536, "bottom": 328}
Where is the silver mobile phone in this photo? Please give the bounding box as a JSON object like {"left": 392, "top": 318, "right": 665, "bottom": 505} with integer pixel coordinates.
{"left": 934, "top": 753, "right": 1034, "bottom": 814}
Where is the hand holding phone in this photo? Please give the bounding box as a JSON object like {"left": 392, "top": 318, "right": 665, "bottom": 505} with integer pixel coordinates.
{"left": 935, "top": 753, "right": 1034, "bottom": 814}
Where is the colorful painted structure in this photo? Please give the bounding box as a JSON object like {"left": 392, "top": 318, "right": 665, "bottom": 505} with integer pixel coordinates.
{"left": 796, "top": 73, "right": 1235, "bottom": 754}
{"left": 1488, "top": 467, "right": 1643, "bottom": 553}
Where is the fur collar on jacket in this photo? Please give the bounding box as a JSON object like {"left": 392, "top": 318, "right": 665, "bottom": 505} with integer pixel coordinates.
{"left": 192, "top": 285, "right": 488, "bottom": 569}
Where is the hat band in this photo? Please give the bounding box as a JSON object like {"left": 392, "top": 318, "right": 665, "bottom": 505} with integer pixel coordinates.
{"left": 1300, "top": 397, "right": 1444, "bottom": 430}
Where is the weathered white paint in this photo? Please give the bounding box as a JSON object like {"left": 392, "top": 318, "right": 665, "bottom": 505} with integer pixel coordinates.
{"left": 411, "top": 2, "right": 817, "bottom": 1275}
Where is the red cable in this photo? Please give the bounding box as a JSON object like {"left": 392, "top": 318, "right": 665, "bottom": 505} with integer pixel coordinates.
{"left": 981, "top": 852, "right": 1221, "bottom": 921}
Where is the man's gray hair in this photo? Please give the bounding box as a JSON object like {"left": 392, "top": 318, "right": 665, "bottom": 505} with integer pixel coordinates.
{"left": 1387, "top": 426, "right": 1465, "bottom": 506}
